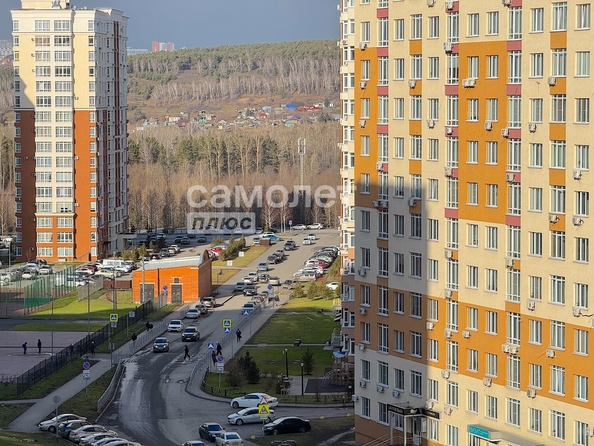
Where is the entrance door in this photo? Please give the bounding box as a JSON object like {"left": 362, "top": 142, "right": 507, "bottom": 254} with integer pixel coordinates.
{"left": 171, "top": 284, "right": 182, "bottom": 304}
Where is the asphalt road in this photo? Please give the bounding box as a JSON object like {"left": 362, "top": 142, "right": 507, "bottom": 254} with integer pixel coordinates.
{"left": 104, "top": 230, "right": 344, "bottom": 446}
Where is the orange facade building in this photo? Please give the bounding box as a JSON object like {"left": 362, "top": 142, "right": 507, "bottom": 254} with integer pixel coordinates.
{"left": 341, "top": 1, "right": 594, "bottom": 445}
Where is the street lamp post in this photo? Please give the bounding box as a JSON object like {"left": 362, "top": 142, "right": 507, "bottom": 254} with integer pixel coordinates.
{"left": 50, "top": 293, "right": 54, "bottom": 355}
{"left": 141, "top": 257, "right": 145, "bottom": 303}
{"left": 300, "top": 362, "right": 304, "bottom": 396}
{"left": 283, "top": 348, "right": 289, "bottom": 378}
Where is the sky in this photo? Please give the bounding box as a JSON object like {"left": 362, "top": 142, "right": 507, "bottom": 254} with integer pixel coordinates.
{"left": 3, "top": 0, "right": 339, "bottom": 48}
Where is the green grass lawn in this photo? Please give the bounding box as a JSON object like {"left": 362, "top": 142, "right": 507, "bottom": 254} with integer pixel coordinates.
{"left": 95, "top": 321, "right": 146, "bottom": 353}
{"left": 58, "top": 367, "right": 116, "bottom": 422}
{"left": 249, "top": 313, "right": 339, "bottom": 345}
{"left": 246, "top": 415, "right": 354, "bottom": 445}
{"left": 29, "top": 290, "right": 137, "bottom": 321}
{"left": 277, "top": 297, "right": 336, "bottom": 313}
{"left": 212, "top": 246, "right": 268, "bottom": 268}
{"left": 0, "top": 431, "right": 72, "bottom": 445}
{"left": 0, "top": 403, "right": 32, "bottom": 428}
{"left": 212, "top": 268, "right": 240, "bottom": 290}
{"left": 11, "top": 322, "right": 106, "bottom": 332}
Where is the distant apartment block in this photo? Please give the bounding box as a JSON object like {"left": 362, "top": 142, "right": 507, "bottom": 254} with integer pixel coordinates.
{"left": 11, "top": 0, "right": 129, "bottom": 262}
{"left": 0, "top": 40, "right": 13, "bottom": 59}
{"left": 152, "top": 41, "right": 174, "bottom": 52}
{"left": 126, "top": 47, "right": 149, "bottom": 56}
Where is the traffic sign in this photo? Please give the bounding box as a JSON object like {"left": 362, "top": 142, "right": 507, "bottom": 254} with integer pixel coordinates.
{"left": 223, "top": 327, "right": 231, "bottom": 334}
{"left": 289, "top": 220, "right": 293, "bottom": 226}
{"left": 258, "top": 404, "right": 270, "bottom": 417}
{"left": 258, "top": 397, "right": 268, "bottom": 406}
{"left": 216, "top": 363, "right": 224, "bottom": 373}
{"left": 267, "top": 284, "right": 273, "bottom": 290}
{"left": 109, "top": 313, "right": 118, "bottom": 322}
{"left": 222, "top": 318, "right": 232, "bottom": 328}
{"left": 82, "top": 362, "right": 91, "bottom": 370}
{"left": 243, "top": 310, "right": 250, "bottom": 317}
{"left": 216, "top": 355, "right": 224, "bottom": 363}
{"left": 110, "top": 322, "right": 117, "bottom": 328}
{"left": 82, "top": 370, "right": 91, "bottom": 380}
{"left": 207, "top": 342, "right": 216, "bottom": 350}
{"left": 163, "top": 286, "right": 168, "bottom": 291}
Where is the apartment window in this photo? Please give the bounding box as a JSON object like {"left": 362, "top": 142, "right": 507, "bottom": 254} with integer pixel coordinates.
{"left": 576, "top": 98, "right": 590, "bottom": 123}
{"left": 551, "top": 320, "right": 566, "bottom": 349}
{"left": 485, "top": 269, "right": 498, "bottom": 292}
{"left": 429, "top": 16, "right": 439, "bottom": 38}
{"left": 550, "top": 232, "right": 566, "bottom": 259}
{"left": 410, "top": 253, "right": 422, "bottom": 278}
{"left": 576, "top": 51, "right": 590, "bottom": 77}
{"left": 487, "top": 11, "right": 499, "bottom": 35}
{"left": 467, "top": 13, "right": 479, "bottom": 37}
{"left": 550, "top": 364, "right": 566, "bottom": 396}
{"left": 447, "top": 11, "right": 460, "bottom": 43}
{"left": 485, "top": 353, "right": 497, "bottom": 377}
{"left": 467, "top": 99, "right": 478, "bottom": 121}
{"left": 467, "top": 183, "right": 478, "bottom": 205}
{"left": 55, "top": 66, "right": 71, "bottom": 77}
{"left": 486, "top": 395, "right": 498, "bottom": 420}
{"left": 508, "top": 96, "right": 521, "bottom": 127}
{"left": 550, "top": 275, "right": 566, "bottom": 304}
{"left": 428, "top": 259, "right": 438, "bottom": 281}
{"left": 529, "top": 188, "right": 543, "bottom": 212}
{"left": 427, "top": 219, "right": 439, "bottom": 241}
{"left": 410, "top": 14, "right": 422, "bottom": 39}
{"left": 550, "top": 186, "right": 566, "bottom": 214}
{"left": 410, "top": 97, "right": 422, "bottom": 121}
{"left": 528, "top": 408, "right": 542, "bottom": 434}
{"left": 394, "top": 214, "right": 404, "bottom": 236}
{"left": 361, "top": 60, "right": 370, "bottom": 80}
{"left": 575, "top": 283, "right": 589, "bottom": 308}
{"left": 508, "top": 7, "right": 522, "bottom": 40}
{"left": 446, "top": 300, "right": 459, "bottom": 332}
{"left": 529, "top": 232, "right": 542, "bottom": 256}
{"left": 446, "top": 341, "right": 458, "bottom": 372}
{"left": 530, "top": 143, "right": 543, "bottom": 167}
{"left": 575, "top": 329, "right": 589, "bottom": 354}
{"left": 577, "top": 4, "right": 591, "bottom": 29}
{"left": 530, "top": 98, "right": 543, "bottom": 122}
{"left": 486, "top": 142, "right": 498, "bottom": 164}
{"left": 361, "top": 248, "right": 371, "bottom": 268}
{"left": 551, "top": 140, "right": 566, "bottom": 167}
{"left": 552, "top": 2, "right": 568, "bottom": 31}
{"left": 575, "top": 375, "right": 589, "bottom": 401}
{"left": 446, "top": 178, "right": 458, "bottom": 209}
{"left": 531, "top": 8, "right": 544, "bottom": 32}
{"left": 576, "top": 237, "right": 589, "bottom": 262}
{"left": 35, "top": 20, "right": 50, "bottom": 31}
{"left": 361, "top": 285, "right": 370, "bottom": 306}
{"left": 529, "top": 319, "right": 542, "bottom": 344}
{"left": 486, "top": 311, "right": 498, "bottom": 334}
{"left": 486, "top": 184, "right": 498, "bottom": 207}
{"left": 379, "top": 250, "right": 389, "bottom": 277}
{"left": 446, "top": 380, "right": 459, "bottom": 408}
{"left": 508, "top": 51, "right": 522, "bottom": 84}
{"left": 467, "top": 265, "right": 478, "bottom": 289}
{"left": 446, "top": 259, "right": 459, "bottom": 291}
{"left": 447, "top": 54, "right": 459, "bottom": 85}
{"left": 394, "top": 18, "right": 404, "bottom": 41}
{"left": 378, "top": 17, "right": 389, "bottom": 46}
{"left": 530, "top": 53, "right": 543, "bottom": 78}
{"left": 361, "top": 397, "right": 370, "bottom": 418}
{"left": 486, "top": 98, "right": 498, "bottom": 122}
{"left": 428, "top": 98, "right": 439, "bottom": 121}
{"left": 361, "top": 174, "right": 370, "bottom": 194}
{"left": 360, "top": 210, "right": 370, "bottom": 232}
{"left": 483, "top": 56, "right": 498, "bottom": 80}
{"left": 378, "top": 325, "right": 389, "bottom": 353}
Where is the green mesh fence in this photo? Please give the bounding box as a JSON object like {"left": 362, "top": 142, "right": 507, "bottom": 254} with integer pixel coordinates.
{"left": 23, "top": 265, "right": 78, "bottom": 314}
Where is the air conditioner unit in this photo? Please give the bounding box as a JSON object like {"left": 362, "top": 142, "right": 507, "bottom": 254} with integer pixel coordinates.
{"left": 528, "top": 122, "right": 537, "bottom": 133}
{"left": 444, "top": 289, "right": 453, "bottom": 299}
{"left": 501, "top": 128, "right": 509, "bottom": 138}
{"left": 527, "top": 388, "right": 536, "bottom": 398}
{"left": 427, "top": 119, "right": 435, "bottom": 128}
{"left": 548, "top": 76, "right": 557, "bottom": 86}
{"left": 573, "top": 306, "right": 582, "bottom": 317}
{"left": 484, "top": 120, "right": 493, "bottom": 131}
{"left": 444, "top": 407, "right": 453, "bottom": 416}
{"left": 408, "top": 197, "right": 417, "bottom": 207}
{"left": 408, "top": 79, "right": 417, "bottom": 89}
{"left": 509, "top": 345, "right": 519, "bottom": 355}
{"left": 573, "top": 217, "right": 584, "bottom": 226}
{"left": 337, "top": 4, "right": 341, "bottom": 11}
{"left": 444, "top": 250, "right": 453, "bottom": 259}
{"left": 359, "top": 42, "right": 367, "bottom": 50}
{"left": 502, "top": 0, "right": 511, "bottom": 6}
{"left": 505, "top": 173, "right": 515, "bottom": 183}
{"left": 505, "top": 257, "right": 514, "bottom": 268}
{"left": 392, "top": 389, "right": 401, "bottom": 397}
{"left": 549, "top": 214, "right": 560, "bottom": 223}
{"left": 462, "top": 331, "right": 470, "bottom": 338}
{"left": 483, "top": 377, "right": 492, "bottom": 387}
{"left": 351, "top": 395, "right": 359, "bottom": 402}
{"left": 358, "top": 267, "right": 367, "bottom": 276}
{"left": 358, "top": 307, "right": 367, "bottom": 315}
{"left": 376, "top": 385, "right": 385, "bottom": 393}
{"left": 341, "top": 39, "right": 348, "bottom": 46}
{"left": 527, "top": 300, "right": 536, "bottom": 311}
{"left": 379, "top": 200, "right": 388, "bottom": 208}
{"left": 359, "top": 380, "right": 367, "bottom": 388}
{"left": 372, "top": 200, "right": 379, "bottom": 208}
{"left": 426, "top": 322, "right": 435, "bottom": 330}
{"left": 546, "top": 349, "right": 556, "bottom": 358}
{"left": 441, "top": 369, "right": 450, "bottom": 379}
{"left": 445, "top": 126, "right": 453, "bottom": 135}
{"left": 445, "top": 0, "right": 454, "bottom": 10}
{"left": 587, "top": 427, "right": 594, "bottom": 437}
{"left": 359, "top": 80, "right": 367, "bottom": 89}
{"left": 75, "top": 203, "right": 80, "bottom": 207}
{"left": 462, "top": 78, "right": 476, "bottom": 88}
{"left": 74, "top": 156, "right": 79, "bottom": 160}
{"left": 444, "top": 329, "right": 453, "bottom": 339}
{"left": 427, "top": 0, "right": 435, "bottom": 5}
{"left": 444, "top": 167, "right": 453, "bottom": 177}
{"left": 359, "top": 119, "right": 366, "bottom": 128}
{"left": 502, "top": 343, "right": 511, "bottom": 353}
{"left": 376, "top": 161, "right": 385, "bottom": 171}
{"left": 573, "top": 169, "right": 583, "bottom": 180}
{"left": 358, "top": 343, "right": 366, "bottom": 351}
{"left": 443, "top": 41, "right": 453, "bottom": 53}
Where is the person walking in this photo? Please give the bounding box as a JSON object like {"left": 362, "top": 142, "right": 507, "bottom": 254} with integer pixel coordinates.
{"left": 184, "top": 345, "right": 191, "bottom": 361}
{"left": 37, "top": 339, "right": 42, "bottom": 354}
{"left": 22, "top": 342, "right": 27, "bottom": 354}
{"left": 216, "top": 343, "right": 222, "bottom": 355}
{"left": 131, "top": 333, "right": 137, "bottom": 345}
{"left": 211, "top": 350, "right": 217, "bottom": 365}
{"left": 90, "top": 341, "right": 95, "bottom": 356}
{"left": 236, "top": 329, "right": 242, "bottom": 342}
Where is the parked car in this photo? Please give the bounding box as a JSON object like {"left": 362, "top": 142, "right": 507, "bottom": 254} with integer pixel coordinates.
{"left": 167, "top": 320, "right": 184, "bottom": 332}
{"left": 282, "top": 279, "right": 297, "bottom": 289}
{"left": 181, "top": 442, "right": 207, "bottom": 446}
{"left": 307, "top": 223, "right": 323, "bottom": 229}
{"left": 159, "top": 248, "right": 171, "bottom": 258}
{"left": 185, "top": 309, "right": 199, "bottom": 319}
{"left": 38, "top": 414, "right": 87, "bottom": 433}
{"left": 257, "top": 262, "right": 269, "bottom": 271}
{"left": 242, "top": 276, "right": 255, "bottom": 285}
{"left": 149, "top": 253, "right": 161, "bottom": 260}
{"left": 58, "top": 420, "right": 90, "bottom": 439}
{"left": 258, "top": 273, "right": 270, "bottom": 283}
{"left": 234, "top": 282, "right": 247, "bottom": 292}
{"left": 39, "top": 265, "right": 53, "bottom": 275}
{"left": 215, "top": 432, "right": 243, "bottom": 446}
{"left": 243, "top": 285, "right": 257, "bottom": 296}
{"left": 307, "top": 234, "right": 317, "bottom": 240}
{"left": 326, "top": 282, "right": 340, "bottom": 291}
{"left": 196, "top": 236, "right": 207, "bottom": 244}
{"left": 267, "top": 255, "right": 278, "bottom": 265}
{"left": 201, "top": 297, "right": 216, "bottom": 308}
{"left": 153, "top": 337, "right": 169, "bottom": 353}
{"left": 268, "top": 276, "right": 281, "bottom": 286}
{"left": 241, "top": 302, "right": 255, "bottom": 314}
{"left": 195, "top": 303, "right": 208, "bottom": 315}
{"left": 252, "top": 237, "right": 262, "bottom": 245}
{"left": 198, "top": 423, "right": 225, "bottom": 442}
{"left": 292, "top": 224, "right": 306, "bottom": 230}
{"left": 174, "top": 236, "right": 183, "bottom": 244}
{"left": 169, "top": 244, "right": 181, "bottom": 254}
{"left": 262, "top": 234, "right": 282, "bottom": 242}
{"left": 230, "top": 393, "right": 278, "bottom": 409}
{"left": 79, "top": 433, "right": 118, "bottom": 446}
{"left": 181, "top": 327, "right": 200, "bottom": 342}
{"left": 22, "top": 269, "right": 37, "bottom": 280}
{"left": 181, "top": 236, "right": 191, "bottom": 245}
{"left": 69, "top": 425, "right": 117, "bottom": 442}
{"left": 262, "top": 417, "right": 311, "bottom": 435}
{"left": 302, "top": 238, "right": 313, "bottom": 245}
{"left": 227, "top": 407, "right": 275, "bottom": 425}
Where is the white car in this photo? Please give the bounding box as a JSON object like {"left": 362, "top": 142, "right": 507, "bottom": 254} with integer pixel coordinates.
{"left": 307, "top": 223, "right": 323, "bottom": 229}
{"left": 215, "top": 432, "right": 243, "bottom": 446}
{"left": 302, "top": 238, "right": 313, "bottom": 245}
{"left": 227, "top": 407, "right": 275, "bottom": 425}
{"left": 167, "top": 320, "right": 183, "bottom": 332}
{"left": 326, "top": 282, "right": 340, "bottom": 291}
{"left": 38, "top": 413, "right": 87, "bottom": 433}
{"left": 292, "top": 224, "right": 306, "bottom": 230}
{"left": 69, "top": 425, "right": 117, "bottom": 442}
{"left": 230, "top": 392, "right": 278, "bottom": 409}
{"left": 185, "top": 309, "right": 199, "bottom": 319}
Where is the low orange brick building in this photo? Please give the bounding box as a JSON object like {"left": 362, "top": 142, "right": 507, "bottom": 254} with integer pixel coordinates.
{"left": 131, "top": 251, "right": 212, "bottom": 304}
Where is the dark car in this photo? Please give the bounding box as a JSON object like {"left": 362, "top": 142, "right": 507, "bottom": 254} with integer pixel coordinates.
{"left": 182, "top": 326, "right": 200, "bottom": 342}
{"left": 196, "top": 236, "right": 207, "bottom": 243}
{"left": 149, "top": 253, "right": 161, "bottom": 260}
{"left": 243, "top": 285, "right": 257, "bottom": 296}
{"left": 174, "top": 236, "right": 183, "bottom": 244}
{"left": 198, "top": 422, "right": 225, "bottom": 441}
{"left": 58, "top": 420, "right": 90, "bottom": 439}
{"left": 262, "top": 417, "right": 311, "bottom": 435}
{"left": 267, "top": 255, "right": 278, "bottom": 264}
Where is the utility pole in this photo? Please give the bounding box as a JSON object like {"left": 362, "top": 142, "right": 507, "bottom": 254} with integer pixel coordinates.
{"left": 297, "top": 138, "right": 306, "bottom": 223}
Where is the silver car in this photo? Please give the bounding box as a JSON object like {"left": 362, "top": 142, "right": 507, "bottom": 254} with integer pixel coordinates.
{"left": 227, "top": 407, "right": 275, "bottom": 425}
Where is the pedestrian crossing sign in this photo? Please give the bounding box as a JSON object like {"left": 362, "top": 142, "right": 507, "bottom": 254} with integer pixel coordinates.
{"left": 110, "top": 314, "right": 118, "bottom": 322}
{"left": 258, "top": 404, "right": 270, "bottom": 417}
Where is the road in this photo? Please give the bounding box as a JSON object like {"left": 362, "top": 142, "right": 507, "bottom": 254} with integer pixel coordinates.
{"left": 104, "top": 230, "right": 344, "bottom": 445}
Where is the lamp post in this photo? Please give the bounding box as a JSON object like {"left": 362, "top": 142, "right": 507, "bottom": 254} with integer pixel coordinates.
{"left": 297, "top": 138, "right": 306, "bottom": 223}
{"left": 283, "top": 348, "right": 289, "bottom": 378}
{"left": 141, "top": 257, "right": 145, "bottom": 303}
{"left": 50, "top": 292, "right": 54, "bottom": 355}
{"left": 300, "top": 362, "right": 304, "bottom": 396}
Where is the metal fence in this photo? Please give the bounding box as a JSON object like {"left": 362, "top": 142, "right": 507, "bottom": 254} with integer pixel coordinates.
{"left": 77, "top": 279, "right": 104, "bottom": 302}
{"left": 15, "top": 298, "right": 157, "bottom": 396}
{"left": 23, "top": 265, "right": 79, "bottom": 314}
{"left": 97, "top": 359, "right": 124, "bottom": 412}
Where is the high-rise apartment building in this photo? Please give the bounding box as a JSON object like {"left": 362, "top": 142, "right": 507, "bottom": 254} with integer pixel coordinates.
{"left": 11, "top": 0, "right": 129, "bottom": 262}
{"left": 340, "top": 1, "right": 594, "bottom": 445}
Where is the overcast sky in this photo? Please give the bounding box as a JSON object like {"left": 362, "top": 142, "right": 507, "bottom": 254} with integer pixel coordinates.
{"left": 3, "top": 0, "right": 339, "bottom": 48}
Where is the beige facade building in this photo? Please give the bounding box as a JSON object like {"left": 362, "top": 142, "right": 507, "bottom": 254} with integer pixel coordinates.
{"left": 11, "top": 0, "right": 129, "bottom": 262}
{"left": 340, "top": 0, "right": 594, "bottom": 445}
